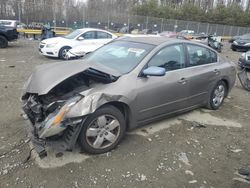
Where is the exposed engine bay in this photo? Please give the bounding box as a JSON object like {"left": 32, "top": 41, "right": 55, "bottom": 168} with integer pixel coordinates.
{"left": 22, "top": 68, "right": 117, "bottom": 125}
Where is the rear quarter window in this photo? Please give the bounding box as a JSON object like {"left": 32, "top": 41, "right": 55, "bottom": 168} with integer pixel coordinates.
{"left": 186, "top": 44, "right": 217, "bottom": 67}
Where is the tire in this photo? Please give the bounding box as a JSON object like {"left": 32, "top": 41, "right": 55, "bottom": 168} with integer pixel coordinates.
{"left": 232, "top": 48, "right": 236, "bottom": 51}
{"left": 207, "top": 81, "right": 228, "bottom": 110}
{"left": 79, "top": 105, "right": 126, "bottom": 154}
{"left": 0, "top": 35, "right": 8, "bottom": 48}
{"left": 59, "top": 46, "right": 71, "bottom": 60}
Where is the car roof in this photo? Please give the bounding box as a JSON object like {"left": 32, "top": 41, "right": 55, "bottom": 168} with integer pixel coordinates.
{"left": 118, "top": 36, "right": 218, "bottom": 53}
{"left": 118, "top": 36, "right": 182, "bottom": 46}
{"left": 0, "top": 19, "right": 17, "bottom": 22}
{"left": 77, "top": 28, "right": 110, "bottom": 32}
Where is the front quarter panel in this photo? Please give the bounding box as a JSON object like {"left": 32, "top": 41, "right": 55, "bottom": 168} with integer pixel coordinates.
{"left": 66, "top": 93, "right": 130, "bottom": 118}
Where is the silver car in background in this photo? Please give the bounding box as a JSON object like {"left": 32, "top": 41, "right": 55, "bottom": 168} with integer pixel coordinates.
{"left": 22, "top": 37, "right": 236, "bottom": 157}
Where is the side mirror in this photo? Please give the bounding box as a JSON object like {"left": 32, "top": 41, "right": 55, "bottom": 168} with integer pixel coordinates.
{"left": 142, "top": 66, "right": 165, "bottom": 77}
{"left": 78, "top": 36, "right": 84, "bottom": 41}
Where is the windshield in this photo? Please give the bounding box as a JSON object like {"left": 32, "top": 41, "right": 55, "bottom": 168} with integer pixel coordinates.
{"left": 241, "top": 34, "right": 250, "bottom": 40}
{"left": 64, "top": 29, "right": 82, "bottom": 39}
{"left": 86, "top": 40, "right": 154, "bottom": 74}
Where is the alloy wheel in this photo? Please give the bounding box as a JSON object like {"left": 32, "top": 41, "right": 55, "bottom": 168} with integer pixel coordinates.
{"left": 86, "top": 115, "right": 121, "bottom": 149}
{"left": 62, "top": 49, "right": 69, "bottom": 59}
{"left": 212, "top": 84, "right": 225, "bottom": 107}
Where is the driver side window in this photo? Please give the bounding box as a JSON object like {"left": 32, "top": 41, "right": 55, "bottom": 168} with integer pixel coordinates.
{"left": 148, "top": 44, "right": 185, "bottom": 71}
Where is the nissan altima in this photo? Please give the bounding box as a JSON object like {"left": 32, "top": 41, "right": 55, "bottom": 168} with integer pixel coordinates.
{"left": 22, "top": 37, "right": 236, "bottom": 157}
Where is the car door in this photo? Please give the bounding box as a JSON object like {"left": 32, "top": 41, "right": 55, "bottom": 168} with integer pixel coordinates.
{"left": 183, "top": 43, "right": 221, "bottom": 106}
{"left": 135, "top": 44, "right": 191, "bottom": 121}
{"left": 96, "top": 31, "right": 113, "bottom": 47}
{"left": 77, "top": 31, "right": 97, "bottom": 46}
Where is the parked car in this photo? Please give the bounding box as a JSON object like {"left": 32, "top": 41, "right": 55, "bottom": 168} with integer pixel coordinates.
{"left": 118, "top": 26, "right": 134, "bottom": 34}
{"left": 0, "top": 20, "right": 18, "bottom": 28}
{"left": 228, "top": 35, "right": 241, "bottom": 43}
{"left": 66, "top": 34, "right": 161, "bottom": 60}
{"left": 66, "top": 32, "right": 116, "bottom": 60}
{"left": 238, "top": 51, "right": 250, "bottom": 69}
{"left": 231, "top": 34, "right": 250, "bottom": 51}
{"left": 229, "top": 33, "right": 250, "bottom": 43}
{"left": 193, "top": 35, "right": 222, "bottom": 53}
{"left": 159, "top": 31, "right": 178, "bottom": 38}
{"left": 39, "top": 28, "right": 117, "bottom": 59}
{"left": 0, "top": 23, "right": 18, "bottom": 48}
{"left": 22, "top": 37, "right": 236, "bottom": 157}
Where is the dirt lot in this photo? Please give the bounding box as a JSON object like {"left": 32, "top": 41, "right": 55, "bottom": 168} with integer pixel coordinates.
{"left": 0, "top": 39, "right": 250, "bottom": 188}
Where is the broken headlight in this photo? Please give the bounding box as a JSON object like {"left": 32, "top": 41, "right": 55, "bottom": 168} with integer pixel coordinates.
{"left": 39, "top": 95, "right": 82, "bottom": 138}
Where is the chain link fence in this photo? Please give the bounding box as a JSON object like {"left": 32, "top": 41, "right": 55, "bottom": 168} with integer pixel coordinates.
{"left": 44, "top": 12, "right": 250, "bottom": 36}
{"left": 4, "top": 2, "right": 250, "bottom": 36}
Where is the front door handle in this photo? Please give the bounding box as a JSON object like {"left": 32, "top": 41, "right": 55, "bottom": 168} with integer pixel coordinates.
{"left": 178, "top": 77, "right": 187, "bottom": 84}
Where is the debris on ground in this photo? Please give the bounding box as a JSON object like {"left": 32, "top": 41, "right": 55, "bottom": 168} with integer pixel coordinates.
{"left": 147, "top": 138, "right": 152, "bottom": 142}
{"left": 189, "top": 180, "right": 197, "bottom": 184}
{"left": 55, "top": 152, "right": 63, "bottom": 158}
{"left": 185, "top": 170, "right": 194, "bottom": 176}
{"left": 141, "top": 129, "right": 149, "bottom": 134}
{"left": 178, "top": 152, "right": 191, "bottom": 166}
{"left": 191, "top": 121, "right": 207, "bottom": 128}
{"left": 136, "top": 173, "right": 147, "bottom": 181}
{"left": 231, "top": 149, "right": 242, "bottom": 153}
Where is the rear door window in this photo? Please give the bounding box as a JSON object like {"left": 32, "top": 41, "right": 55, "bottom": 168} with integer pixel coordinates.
{"left": 96, "top": 31, "right": 112, "bottom": 39}
{"left": 186, "top": 44, "right": 217, "bottom": 67}
{"left": 82, "top": 31, "right": 96, "bottom": 40}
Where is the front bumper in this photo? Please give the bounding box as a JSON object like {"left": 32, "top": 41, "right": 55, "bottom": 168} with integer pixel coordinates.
{"left": 27, "top": 117, "right": 86, "bottom": 158}
{"left": 238, "top": 60, "right": 250, "bottom": 69}
{"left": 39, "top": 44, "right": 59, "bottom": 57}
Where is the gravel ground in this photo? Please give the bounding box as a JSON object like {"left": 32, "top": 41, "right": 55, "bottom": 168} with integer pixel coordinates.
{"left": 0, "top": 39, "right": 250, "bottom": 188}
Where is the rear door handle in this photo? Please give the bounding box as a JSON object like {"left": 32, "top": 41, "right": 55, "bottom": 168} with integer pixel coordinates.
{"left": 178, "top": 77, "right": 187, "bottom": 84}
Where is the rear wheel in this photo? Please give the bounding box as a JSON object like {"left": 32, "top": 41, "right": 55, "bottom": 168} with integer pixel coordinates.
{"left": 59, "top": 46, "right": 71, "bottom": 60}
{"left": 0, "top": 36, "right": 8, "bottom": 48}
{"left": 207, "top": 81, "right": 227, "bottom": 110}
{"left": 79, "top": 105, "right": 126, "bottom": 154}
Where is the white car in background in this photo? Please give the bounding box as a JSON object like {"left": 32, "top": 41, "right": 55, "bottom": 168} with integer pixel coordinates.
{"left": 0, "top": 20, "right": 18, "bottom": 28}
{"left": 39, "top": 28, "right": 117, "bottom": 60}
{"left": 66, "top": 34, "right": 161, "bottom": 59}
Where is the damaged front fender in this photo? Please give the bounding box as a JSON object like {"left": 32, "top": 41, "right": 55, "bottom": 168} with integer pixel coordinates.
{"left": 66, "top": 92, "right": 130, "bottom": 118}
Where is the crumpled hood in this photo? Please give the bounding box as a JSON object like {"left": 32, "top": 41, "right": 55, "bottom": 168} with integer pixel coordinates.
{"left": 24, "top": 60, "right": 121, "bottom": 95}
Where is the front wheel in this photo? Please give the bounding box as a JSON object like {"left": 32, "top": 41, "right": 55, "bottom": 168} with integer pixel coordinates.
{"left": 207, "top": 81, "right": 227, "bottom": 110}
{"left": 59, "top": 46, "right": 71, "bottom": 60}
{"left": 0, "top": 36, "right": 8, "bottom": 48}
{"left": 79, "top": 105, "right": 126, "bottom": 154}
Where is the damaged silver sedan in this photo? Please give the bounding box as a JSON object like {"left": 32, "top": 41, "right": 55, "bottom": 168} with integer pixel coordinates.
{"left": 22, "top": 37, "right": 236, "bottom": 157}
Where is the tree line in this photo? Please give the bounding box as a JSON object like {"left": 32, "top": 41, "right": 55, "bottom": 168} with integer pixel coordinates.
{"left": 133, "top": 0, "right": 250, "bottom": 27}
{"left": 0, "top": 0, "right": 250, "bottom": 27}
